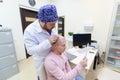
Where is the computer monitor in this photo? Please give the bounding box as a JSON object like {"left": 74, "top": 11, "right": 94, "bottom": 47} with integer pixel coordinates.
{"left": 73, "top": 33, "right": 91, "bottom": 48}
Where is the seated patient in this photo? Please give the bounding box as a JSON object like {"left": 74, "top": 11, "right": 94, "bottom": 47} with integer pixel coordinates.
{"left": 44, "top": 35, "right": 87, "bottom": 80}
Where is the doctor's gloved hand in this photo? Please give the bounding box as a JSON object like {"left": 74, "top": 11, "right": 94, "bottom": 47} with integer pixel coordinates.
{"left": 80, "top": 57, "right": 87, "bottom": 68}
{"left": 48, "top": 35, "right": 59, "bottom": 44}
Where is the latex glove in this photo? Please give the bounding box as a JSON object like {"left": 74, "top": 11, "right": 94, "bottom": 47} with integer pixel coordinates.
{"left": 48, "top": 35, "right": 59, "bottom": 44}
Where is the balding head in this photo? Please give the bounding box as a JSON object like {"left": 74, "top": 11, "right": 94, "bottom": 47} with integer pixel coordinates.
{"left": 51, "top": 35, "right": 66, "bottom": 55}
{"left": 54, "top": 35, "right": 65, "bottom": 45}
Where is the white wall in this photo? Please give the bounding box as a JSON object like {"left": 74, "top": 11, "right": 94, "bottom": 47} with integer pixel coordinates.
{"left": 0, "top": 0, "right": 50, "bottom": 61}
{"left": 18, "top": 0, "right": 51, "bottom": 10}
{"left": 0, "top": 0, "right": 117, "bottom": 60}
{"left": 51, "top": 0, "right": 115, "bottom": 55}
{"left": 0, "top": 0, "right": 26, "bottom": 61}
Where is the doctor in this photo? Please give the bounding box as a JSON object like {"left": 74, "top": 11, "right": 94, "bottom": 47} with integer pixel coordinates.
{"left": 24, "top": 4, "right": 59, "bottom": 80}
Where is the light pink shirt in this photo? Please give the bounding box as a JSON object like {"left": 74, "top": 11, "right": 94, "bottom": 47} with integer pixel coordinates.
{"left": 44, "top": 52, "right": 83, "bottom": 80}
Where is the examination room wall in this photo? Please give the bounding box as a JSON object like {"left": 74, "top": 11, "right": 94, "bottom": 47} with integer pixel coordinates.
{"left": 52, "top": 0, "right": 114, "bottom": 56}
{"left": 0, "top": 0, "right": 50, "bottom": 61}
{"left": 0, "top": 0, "right": 117, "bottom": 61}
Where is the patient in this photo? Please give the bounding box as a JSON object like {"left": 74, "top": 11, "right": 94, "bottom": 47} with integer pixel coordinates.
{"left": 44, "top": 35, "right": 87, "bottom": 80}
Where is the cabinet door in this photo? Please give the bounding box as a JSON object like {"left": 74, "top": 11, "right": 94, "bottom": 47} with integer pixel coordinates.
{"left": 0, "top": 64, "right": 19, "bottom": 80}
{"left": 0, "top": 54, "right": 17, "bottom": 69}
{"left": 106, "top": 3, "right": 120, "bottom": 71}
{"left": 0, "top": 30, "right": 13, "bottom": 44}
{"left": 0, "top": 43, "right": 15, "bottom": 57}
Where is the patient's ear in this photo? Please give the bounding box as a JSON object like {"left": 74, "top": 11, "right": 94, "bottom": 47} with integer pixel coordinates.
{"left": 51, "top": 44, "right": 57, "bottom": 51}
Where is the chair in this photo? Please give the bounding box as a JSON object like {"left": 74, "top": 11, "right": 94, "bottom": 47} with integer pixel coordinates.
{"left": 38, "top": 64, "right": 47, "bottom": 80}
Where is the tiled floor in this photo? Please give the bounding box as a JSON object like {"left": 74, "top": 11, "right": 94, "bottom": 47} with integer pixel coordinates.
{"left": 7, "top": 57, "right": 120, "bottom": 80}
{"left": 86, "top": 62, "right": 104, "bottom": 80}
{"left": 7, "top": 57, "right": 37, "bottom": 80}
{"left": 86, "top": 62, "right": 120, "bottom": 80}
{"left": 97, "top": 67, "right": 120, "bottom": 80}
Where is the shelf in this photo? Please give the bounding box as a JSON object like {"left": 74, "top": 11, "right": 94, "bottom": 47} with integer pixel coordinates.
{"left": 106, "top": 62, "right": 120, "bottom": 70}
{"left": 111, "top": 36, "right": 120, "bottom": 40}
{"left": 108, "top": 55, "right": 120, "bottom": 60}
{"left": 58, "top": 27, "right": 62, "bottom": 30}
{"left": 58, "top": 21, "right": 62, "bottom": 24}
{"left": 110, "top": 46, "right": 120, "bottom": 49}
{"left": 106, "top": 3, "right": 120, "bottom": 72}
{"left": 116, "top": 14, "right": 120, "bottom": 16}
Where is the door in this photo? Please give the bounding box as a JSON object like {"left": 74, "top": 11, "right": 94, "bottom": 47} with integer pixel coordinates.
{"left": 19, "top": 8, "right": 37, "bottom": 58}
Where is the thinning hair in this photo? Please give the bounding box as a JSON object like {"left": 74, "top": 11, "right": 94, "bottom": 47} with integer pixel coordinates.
{"left": 51, "top": 35, "right": 65, "bottom": 51}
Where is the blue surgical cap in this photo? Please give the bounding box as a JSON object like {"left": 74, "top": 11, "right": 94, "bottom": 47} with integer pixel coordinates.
{"left": 37, "top": 4, "right": 58, "bottom": 23}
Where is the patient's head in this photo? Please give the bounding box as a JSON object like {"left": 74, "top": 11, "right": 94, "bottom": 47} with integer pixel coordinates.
{"left": 51, "top": 35, "right": 66, "bottom": 55}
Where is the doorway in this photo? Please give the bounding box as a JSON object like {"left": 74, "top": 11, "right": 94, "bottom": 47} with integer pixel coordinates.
{"left": 19, "top": 8, "right": 37, "bottom": 58}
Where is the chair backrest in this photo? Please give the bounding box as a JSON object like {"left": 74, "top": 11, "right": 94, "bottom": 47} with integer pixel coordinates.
{"left": 38, "top": 64, "right": 47, "bottom": 80}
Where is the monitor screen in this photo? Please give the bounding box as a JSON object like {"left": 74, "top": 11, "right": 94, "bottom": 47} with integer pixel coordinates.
{"left": 73, "top": 34, "right": 91, "bottom": 48}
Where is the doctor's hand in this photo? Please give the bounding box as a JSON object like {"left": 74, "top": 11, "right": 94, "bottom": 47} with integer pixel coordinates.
{"left": 48, "top": 35, "right": 59, "bottom": 44}
{"left": 80, "top": 57, "right": 87, "bottom": 68}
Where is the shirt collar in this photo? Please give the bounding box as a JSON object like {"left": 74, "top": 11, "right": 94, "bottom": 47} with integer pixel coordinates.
{"left": 33, "top": 19, "right": 55, "bottom": 36}
{"left": 33, "top": 19, "right": 49, "bottom": 34}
